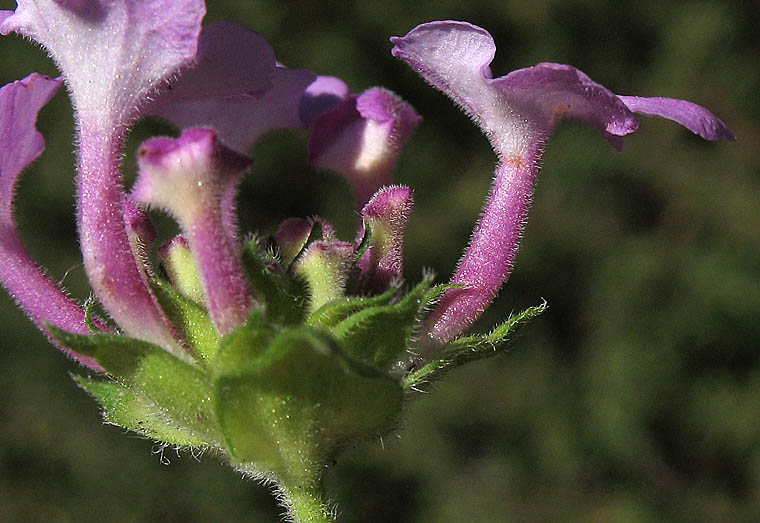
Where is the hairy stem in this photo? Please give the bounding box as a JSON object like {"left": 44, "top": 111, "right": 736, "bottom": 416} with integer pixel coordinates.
{"left": 280, "top": 482, "right": 333, "bottom": 523}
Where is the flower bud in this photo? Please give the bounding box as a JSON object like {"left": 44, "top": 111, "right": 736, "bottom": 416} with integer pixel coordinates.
{"left": 358, "top": 185, "right": 414, "bottom": 293}
{"left": 294, "top": 240, "right": 355, "bottom": 313}
{"left": 157, "top": 235, "right": 204, "bottom": 305}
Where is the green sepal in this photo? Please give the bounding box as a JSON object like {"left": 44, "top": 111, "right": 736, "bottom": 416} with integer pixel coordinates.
{"left": 74, "top": 376, "right": 208, "bottom": 448}
{"left": 149, "top": 278, "right": 220, "bottom": 365}
{"left": 329, "top": 276, "right": 439, "bottom": 369}
{"left": 299, "top": 220, "right": 324, "bottom": 256}
{"left": 306, "top": 284, "right": 398, "bottom": 330}
{"left": 83, "top": 297, "right": 100, "bottom": 334}
{"left": 403, "top": 300, "right": 547, "bottom": 390}
{"left": 352, "top": 223, "right": 371, "bottom": 266}
{"left": 214, "top": 326, "right": 402, "bottom": 485}
{"left": 243, "top": 238, "right": 309, "bottom": 325}
{"left": 421, "top": 281, "right": 465, "bottom": 306}
{"left": 48, "top": 326, "right": 220, "bottom": 443}
{"left": 212, "top": 310, "right": 278, "bottom": 377}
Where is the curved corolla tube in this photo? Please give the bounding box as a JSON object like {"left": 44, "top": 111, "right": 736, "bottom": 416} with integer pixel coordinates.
{"left": 391, "top": 21, "right": 735, "bottom": 349}
{"left": 0, "top": 73, "right": 102, "bottom": 370}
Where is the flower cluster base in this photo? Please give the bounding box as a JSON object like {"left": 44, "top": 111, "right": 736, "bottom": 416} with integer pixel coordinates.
{"left": 56, "top": 237, "right": 541, "bottom": 520}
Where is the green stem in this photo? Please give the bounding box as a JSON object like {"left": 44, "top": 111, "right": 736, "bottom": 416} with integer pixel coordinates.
{"left": 281, "top": 482, "right": 333, "bottom": 523}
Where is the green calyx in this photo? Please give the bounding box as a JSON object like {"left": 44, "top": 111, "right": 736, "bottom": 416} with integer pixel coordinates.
{"left": 56, "top": 232, "right": 543, "bottom": 521}
{"left": 214, "top": 322, "right": 402, "bottom": 485}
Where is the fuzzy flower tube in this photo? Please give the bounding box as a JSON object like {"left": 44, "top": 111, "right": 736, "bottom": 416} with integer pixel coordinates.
{"left": 0, "top": 3, "right": 733, "bottom": 521}
{"left": 390, "top": 21, "right": 735, "bottom": 353}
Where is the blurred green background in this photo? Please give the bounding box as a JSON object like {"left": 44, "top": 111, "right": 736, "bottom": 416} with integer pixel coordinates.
{"left": 1, "top": 1, "right": 757, "bottom": 521}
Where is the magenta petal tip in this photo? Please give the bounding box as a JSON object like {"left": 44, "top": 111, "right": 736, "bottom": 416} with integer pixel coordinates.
{"left": 309, "top": 87, "right": 420, "bottom": 208}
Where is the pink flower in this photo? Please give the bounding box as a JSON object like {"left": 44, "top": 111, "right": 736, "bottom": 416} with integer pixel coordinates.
{"left": 391, "top": 21, "right": 735, "bottom": 348}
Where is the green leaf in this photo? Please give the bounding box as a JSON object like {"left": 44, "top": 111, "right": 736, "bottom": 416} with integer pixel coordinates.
{"left": 214, "top": 326, "right": 402, "bottom": 485}
{"left": 150, "top": 278, "right": 220, "bottom": 364}
{"left": 330, "top": 277, "right": 438, "bottom": 369}
{"left": 48, "top": 327, "right": 220, "bottom": 443}
{"left": 74, "top": 376, "right": 208, "bottom": 447}
{"left": 243, "top": 238, "right": 309, "bottom": 325}
{"left": 403, "top": 300, "right": 547, "bottom": 390}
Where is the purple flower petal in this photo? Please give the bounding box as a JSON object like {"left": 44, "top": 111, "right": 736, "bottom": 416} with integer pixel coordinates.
{"left": 219, "top": 168, "right": 244, "bottom": 256}
{"left": 152, "top": 67, "right": 315, "bottom": 153}
{"left": 234, "top": 66, "right": 317, "bottom": 146}
{"left": 0, "top": 73, "right": 101, "bottom": 370}
{"left": 2, "top": 0, "right": 205, "bottom": 353}
{"left": 421, "top": 156, "right": 536, "bottom": 346}
{"left": 391, "top": 21, "right": 638, "bottom": 156}
{"left": 299, "top": 75, "right": 350, "bottom": 126}
{"left": 1, "top": 0, "right": 205, "bottom": 126}
{"left": 77, "top": 130, "right": 189, "bottom": 354}
{"left": 618, "top": 96, "right": 736, "bottom": 141}
{"left": 392, "top": 21, "right": 735, "bottom": 347}
{"left": 0, "top": 74, "right": 56, "bottom": 193}
{"left": 153, "top": 22, "right": 274, "bottom": 102}
{"left": 133, "top": 128, "right": 254, "bottom": 335}
{"left": 309, "top": 87, "right": 421, "bottom": 207}
{"left": 147, "top": 22, "right": 317, "bottom": 152}
{"left": 493, "top": 63, "right": 639, "bottom": 150}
